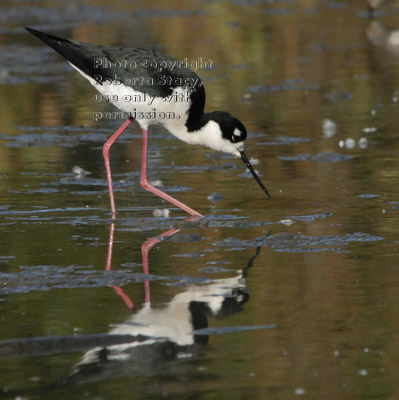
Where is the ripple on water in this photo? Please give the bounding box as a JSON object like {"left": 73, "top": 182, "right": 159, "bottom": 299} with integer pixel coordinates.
{"left": 0, "top": 265, "right": 167, "bottom": 295}
{"left": 279, "top": 152, "right": 353, "bottom": 163}
{"left": 214, "top": 232, "right": 384, "bottom": 253}
{"left": 358, "top": 194, "right": 381, "bottom": 199}
{"left": 246, "top": 78, "right": 319, "bottom": 94}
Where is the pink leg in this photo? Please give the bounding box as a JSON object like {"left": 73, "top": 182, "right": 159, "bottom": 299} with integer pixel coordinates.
{"left": 112, "top": 287, "right": 134, "bottom": 309}
{"left": 141, "top": 228, "right": 180, "bottom": 303}
{"left": 105, "top": 223, "right": 115, "bottom": 272}
{"left": 103, "top": 118, "right": 135, "bottom": 218}
{"left": 105, "top": 223, "right": 134, "bottom": 309}
{"left": 140, "top": 128, "right": 204, "bottom": 218}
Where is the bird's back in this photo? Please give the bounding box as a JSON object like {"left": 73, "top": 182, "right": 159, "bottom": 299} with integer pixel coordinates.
{"left": 25, "top": 27, "right": 204, "bottom": 99}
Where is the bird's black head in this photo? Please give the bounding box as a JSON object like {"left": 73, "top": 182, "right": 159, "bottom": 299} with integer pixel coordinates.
{"left": 202, "top": 111, "right": 271, "bottom": 198}
{"left": 208, "top": 111, "right": 247, "bottom": 146}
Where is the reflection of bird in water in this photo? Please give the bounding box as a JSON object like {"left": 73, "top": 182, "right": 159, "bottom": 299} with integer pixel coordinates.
{"left": 367, "top": 20, "right": 399, "bottom": 59}
{"left": 368, "top": 0, "right": 388, "bottom": 8}
{"left": 70, "top": 248, "right": 261, "bottom": 382}
{"left": 368, "top": 0, "right": 397, "bottom": 15}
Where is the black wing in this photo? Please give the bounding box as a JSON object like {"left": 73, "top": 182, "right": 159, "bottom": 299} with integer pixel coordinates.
{"left": 25, "top": 27, "right": 206, "bottom": 109}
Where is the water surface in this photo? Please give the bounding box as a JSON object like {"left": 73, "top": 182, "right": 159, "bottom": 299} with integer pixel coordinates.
{"left": 1, "top": 0, "right": 399, "bottom": 399}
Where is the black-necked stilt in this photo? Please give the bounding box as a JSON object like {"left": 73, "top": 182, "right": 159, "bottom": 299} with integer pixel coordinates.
{"left": 368, "top": 0, "right": 395, "bottom": 14}
{"left": 26, "top": 27, "right": 271, "bottom": 218}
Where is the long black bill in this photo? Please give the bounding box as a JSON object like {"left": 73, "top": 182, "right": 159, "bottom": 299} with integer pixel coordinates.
{"left": 240, "top": 151, "right": 271, "bottom": 198}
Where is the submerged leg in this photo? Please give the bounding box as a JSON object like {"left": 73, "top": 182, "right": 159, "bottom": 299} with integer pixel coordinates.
{"left": 103, "top": 117, "right": 135, "bottom": 218}
{"left": 140, "top": 128, "right": 204, "bottom": 218}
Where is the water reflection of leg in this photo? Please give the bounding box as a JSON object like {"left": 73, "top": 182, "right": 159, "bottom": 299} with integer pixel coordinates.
{"left": 70, "top": 226, "right": 265, "bottom": 380}
{"left": 105, "top": 222, "right": 180, "bottom": 307}
{"left": 141, "top": 228, "right": 180, "bottom": 304}
{"left": 105, "top": 223, "right": 135, "bottom": 309}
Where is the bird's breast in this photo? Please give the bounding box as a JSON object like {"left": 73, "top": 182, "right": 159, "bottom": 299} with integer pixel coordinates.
{"left": 93, "top": 81, "right": 193, "bottom": 130}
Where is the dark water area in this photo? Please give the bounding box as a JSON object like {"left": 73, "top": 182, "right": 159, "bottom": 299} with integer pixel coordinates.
{"left": 0, "top": 0, "right": 399, "bottom": 399}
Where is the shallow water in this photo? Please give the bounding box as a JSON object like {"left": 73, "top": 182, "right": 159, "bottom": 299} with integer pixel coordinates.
{"left": 1, "top": 0, "right": 399, "bottom": 399}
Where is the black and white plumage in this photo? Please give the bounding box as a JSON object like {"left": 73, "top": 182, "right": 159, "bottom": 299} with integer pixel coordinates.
{"left": 70, "top": 245, "right": 262, "bottom": 382}
{"left": 26, "top": 27, "right": 270, "bottom": 217}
